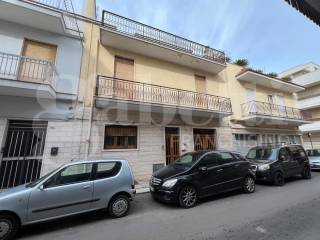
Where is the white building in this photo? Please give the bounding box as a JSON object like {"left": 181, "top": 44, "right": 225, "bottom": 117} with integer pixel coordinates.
{"left": 279, "top": 62, "right": 320, "bottom": 149}
{"left": 0, "top": 0, "right": 83, "bottom": 188}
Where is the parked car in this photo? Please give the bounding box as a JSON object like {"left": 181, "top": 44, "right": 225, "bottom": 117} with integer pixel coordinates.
{"left": 149, "top": 151, "right": 256, "bottom": 208}
{"left": 306, "top": 149, "right": 320, "bottom": 170}
{"left": 0, "top": 159, "right": 136, "bottom": 240}
{"left": 247, "top": 144, "right": 311, "bottom": 186}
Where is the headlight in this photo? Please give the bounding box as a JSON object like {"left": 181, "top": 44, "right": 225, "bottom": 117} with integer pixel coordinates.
{"left": 162, "top": 178, "right": 178, "bottom": 188}
{"left": 258, "top": 164, "right": 270, "bottom": 171}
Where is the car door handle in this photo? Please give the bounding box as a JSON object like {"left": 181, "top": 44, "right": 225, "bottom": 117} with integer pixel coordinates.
{"left": 83, "top": 185, "right": 91, "bottom": 190}
{"left": 234, "top": 164, "right": 240, "bottom": 168}
{"left": 216, "top": 169, "right": 223, "bottom": 172}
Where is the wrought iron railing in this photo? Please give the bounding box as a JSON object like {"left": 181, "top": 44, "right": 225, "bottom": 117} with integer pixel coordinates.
{"left": 101, "top": 11, "right": 226, "bottom": 64}
{"left": 0, "top": 52, "right": 57, "bottom": 89}
{"left": 241, "top": 101, "right": 311, "bottom": 120}
{"left": 96, "top": 76, "right": 232, "bottom": 113}
{"left": 22, "top": 0, "right": 82, "bottom": 35}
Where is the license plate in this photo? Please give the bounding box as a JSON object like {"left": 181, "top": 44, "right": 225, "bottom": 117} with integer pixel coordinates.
{"left": 150, "top": 186, "right": 154, "bottom": 192}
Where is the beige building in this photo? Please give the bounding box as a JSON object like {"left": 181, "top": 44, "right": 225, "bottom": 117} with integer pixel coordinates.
{"left": 279, "top": 63, "right": 320, "bottom": 149}
{"left": 69, "top": 0, "right": 310, "bottom": 186}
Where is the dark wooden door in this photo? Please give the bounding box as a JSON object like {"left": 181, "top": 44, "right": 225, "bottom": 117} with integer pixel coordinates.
{"left": 165, "top": 127, "right": 180, "bottom": 165}
{"left": 194, "top": 129, "right": 215, "bottom": 151}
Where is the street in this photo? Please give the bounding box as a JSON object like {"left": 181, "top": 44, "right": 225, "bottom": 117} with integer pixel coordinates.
{"left": 18, "top": 172, "right": 320, "bottom": 240}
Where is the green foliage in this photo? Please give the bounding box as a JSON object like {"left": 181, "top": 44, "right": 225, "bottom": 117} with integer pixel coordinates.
{"left": 234, "top": 58, "right": 249, "bottom": 67}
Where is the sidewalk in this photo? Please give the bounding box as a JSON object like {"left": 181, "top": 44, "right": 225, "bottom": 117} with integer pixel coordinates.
{"left": 135, "top": 181, "right": 150, "bottom": 194}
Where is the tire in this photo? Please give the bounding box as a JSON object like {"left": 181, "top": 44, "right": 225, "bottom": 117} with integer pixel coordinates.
{"left": 243, "top": 176, "right": 255, "bottom": 193}
{"left": 274, "top": 171, "right": 285, "bottom": 186}
{"left": 0, "top": 213, "right": 20, "bottom": 240}
{"left": 302, "top": 166, "right": 312, "bottom": 179}
{"left": 108, "top": 195, "right": 130, "bottom": 218}
{"left": 178, "top": 185, "right": 197, "bottom": 208}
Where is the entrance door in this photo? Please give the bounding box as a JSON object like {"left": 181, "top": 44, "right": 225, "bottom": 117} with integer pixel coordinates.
{"left": 0, "top": 120, "right": 48, "bottom": 189}
{"left": 114, "top": 56, "right": 134, "bottom": 100}
{"left": 193, "top": 129, "right": 215, "bottom": 151}
{"left": 19, "top": 39, "right": 57, "bottom": 83}
{"left": 195, "top": 75, "right": 207, "bottom": 108}
{"left": 165, "top": 127, "right": 180, "bottom": 165}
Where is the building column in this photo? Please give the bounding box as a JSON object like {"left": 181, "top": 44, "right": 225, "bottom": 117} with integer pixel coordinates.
{"left": 0, "top": 118, "right": 8, "bottom": 151}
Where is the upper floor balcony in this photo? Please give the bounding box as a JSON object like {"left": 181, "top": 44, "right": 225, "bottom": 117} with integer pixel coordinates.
{"left": 95, "top": 76, "right": 232, "bottom": 117}
{"left": 0, "top": 51, "right": 57, "bottom": 99}
{"left": 0, "top": 0, "right": 82, "bottom": 39}
{"left": 239, "top": 100, "right": 311, "bottom": 126}
{"left": 100, "top": 11, "right": 226, "bottom": 74}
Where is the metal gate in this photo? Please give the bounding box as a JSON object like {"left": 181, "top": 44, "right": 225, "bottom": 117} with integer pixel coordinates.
{"left": 0, "top": 120, "right": 48, "bottom": 189}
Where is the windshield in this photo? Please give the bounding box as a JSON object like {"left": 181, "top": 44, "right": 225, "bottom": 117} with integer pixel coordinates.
{"left": 26, "top": 169, "right": 58, "bottom": 188}
{"left": 307, "top": 149, "right": 320, "bottom": 157}
{"left": 174, "top": 152, "right": 203, "bottom": 167}
{"left": 247, "top": 148, "right": 278, "bottom": 161}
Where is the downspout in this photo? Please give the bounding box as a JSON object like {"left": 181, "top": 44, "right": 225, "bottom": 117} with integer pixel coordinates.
{"left": 84, "top": 22, "right": 96, "bottom": 160}
{"left": 85, "top": 27, "right": 99, "bottom": 160}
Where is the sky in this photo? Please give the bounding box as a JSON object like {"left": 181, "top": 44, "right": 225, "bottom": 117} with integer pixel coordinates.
{"left": 82, "top": 0, "right": 320, "bottom": 74}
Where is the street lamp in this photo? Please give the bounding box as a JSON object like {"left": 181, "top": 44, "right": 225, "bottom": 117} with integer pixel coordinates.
{"left": 308, "top": 132, "right": 314, "bottom": 149}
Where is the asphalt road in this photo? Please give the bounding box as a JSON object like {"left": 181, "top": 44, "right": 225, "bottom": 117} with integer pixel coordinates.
{"left": 18, "top": 172, "right": 320, "bottom": 240}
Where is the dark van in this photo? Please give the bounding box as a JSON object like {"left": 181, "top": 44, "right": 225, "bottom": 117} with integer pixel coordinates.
{"left": 247, "top": 144, "right": 311, "bottom": 186}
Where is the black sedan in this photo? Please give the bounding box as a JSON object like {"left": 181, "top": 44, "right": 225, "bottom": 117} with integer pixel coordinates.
{"left": 150, "top": 150, "right": 256, "bottom": 208}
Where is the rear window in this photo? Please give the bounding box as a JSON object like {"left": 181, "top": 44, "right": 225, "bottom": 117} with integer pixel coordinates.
{"left": 95, "top": 162, "right": 122, "bottom": 180}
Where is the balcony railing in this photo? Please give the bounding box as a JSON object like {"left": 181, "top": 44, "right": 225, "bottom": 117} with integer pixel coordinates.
{"left": 0, "top": 52, "right": 57, "bottom": 89}
{"left": 96, "top": 76, "right": 232, "bottom": 114}
{"left": 241, "top": 101, "right": 311, "bottom": 121}
{"left": 22, "top": 0, "right": 82, "bottom": 35}
{"left": 101, "top": 11, "right": 226, "bottom": 64}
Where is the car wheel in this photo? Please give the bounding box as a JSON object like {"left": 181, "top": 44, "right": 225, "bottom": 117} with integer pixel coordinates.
{"left": 274, "top": 171, "right": 285, "bottom": 186}
{"left": 243, "top": 176, "right": 255, "bottom": 193}
{"left": 178, "top": 185, "right": 197, "bottom": 208}
{"left": 302, "top": 166, "right": 312, "bottom": 179}
{"left": 108, "top": 195, "right": 130, "bottom": 218}
{"left": 0, "top": 214, "right": 20, "bottom": 240}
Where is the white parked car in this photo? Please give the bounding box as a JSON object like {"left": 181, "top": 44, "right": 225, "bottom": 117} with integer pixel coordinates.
{"left": 307, "top": 149, "right": 320, "bottom": 170}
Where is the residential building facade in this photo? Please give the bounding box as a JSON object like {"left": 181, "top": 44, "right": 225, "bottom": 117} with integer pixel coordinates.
{"left": 0, "top": 0, "right": 83, "bottom": 189}
{"left": 75, "top": 0, "right": 309, "bottom": 185}
{"left": 0, "top": 0, "right": 311, "bottom": 189}
{"left": 279, "top": 63, "right": 320, "bottom": 149}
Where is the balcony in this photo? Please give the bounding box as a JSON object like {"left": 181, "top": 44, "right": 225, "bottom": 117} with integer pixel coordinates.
{"left": 238, "top": 101, "right": 311, "bottom": 126}
{"left": 0, "top": 0, "right": 82, "bottom": 38}
{"left": 100, "top": 11, "right": 226, "bottom": 74}
{"left": 95, "top": 76, "right": 232, "bottom": 117}
{"left": 0, "top": 52, "right": 57, "bottom": 98}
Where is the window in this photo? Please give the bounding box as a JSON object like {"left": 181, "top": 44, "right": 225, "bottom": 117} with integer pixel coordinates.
{"left": 95, "top": 162, "right": 122, "bottom": 180}
{"left": 218, "top": 152, "right": 236, "bottom": 164}
{"left": 45, "top": 163, "right": 93, "bottom": 187}
{"left": 232, "top": 153, "right": 247, "bottom": 161}
{"left": 199, "top": 154, "right": 218, "bottom": 168}
{"left": 289, "top": 146, "right": 300, "bottom": 159}
{"left": 278, "top": 148, "right": 290, "bottom": 161}
{"left": 104, "top": 125, "right": 138, "bottom": 149}
{"left": 234, "top": 134, "right": 258, "bottom": 141}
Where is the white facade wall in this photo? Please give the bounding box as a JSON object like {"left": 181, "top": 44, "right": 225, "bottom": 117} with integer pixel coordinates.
{"left": 0, "top": 20, "right": 82, "bottom": 95}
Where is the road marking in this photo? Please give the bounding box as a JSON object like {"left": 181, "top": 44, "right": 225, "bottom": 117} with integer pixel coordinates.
{"left": 256, "top": 226, "right": 267, "bottom": 233}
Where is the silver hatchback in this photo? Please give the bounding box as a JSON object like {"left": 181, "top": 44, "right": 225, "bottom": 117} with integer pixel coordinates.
{"left": 0, "top": 159, "right": 136, "bottom": 240}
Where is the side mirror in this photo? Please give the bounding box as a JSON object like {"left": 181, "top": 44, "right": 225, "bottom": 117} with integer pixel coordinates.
{"left": 39, "top": 185, "right": 45, "bottom": 191}
{"left": 279, "top": 155, "right": 286, "bottom": 161}
{"left": 199, "top": 166, "right": 208, "bottom": 173}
